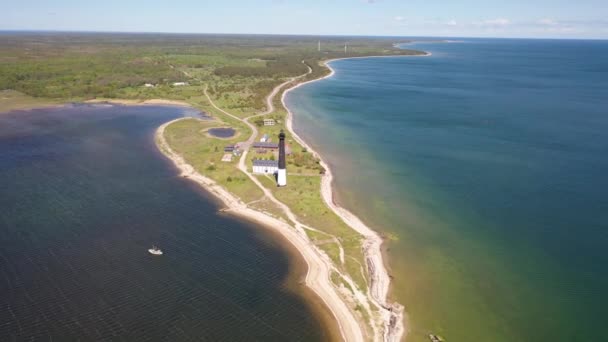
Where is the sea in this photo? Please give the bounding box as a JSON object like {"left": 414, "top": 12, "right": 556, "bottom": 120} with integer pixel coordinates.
{"left": 0, "top": 104, "right": 329, "bottom": 341}
{"left": 286, "top": 38, "right": 608, "bottom": 341}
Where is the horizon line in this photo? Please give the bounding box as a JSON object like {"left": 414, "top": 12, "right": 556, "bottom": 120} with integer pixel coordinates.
{"left": 0, "top": 29, "right": 606, "bottom": 41}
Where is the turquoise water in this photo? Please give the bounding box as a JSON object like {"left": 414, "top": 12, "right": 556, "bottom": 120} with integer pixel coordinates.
{"left": 0, "top": 105, "right": 327, "bottom": 341}
{"left": 286, "top": 39, "right": 608, "bottom": 341}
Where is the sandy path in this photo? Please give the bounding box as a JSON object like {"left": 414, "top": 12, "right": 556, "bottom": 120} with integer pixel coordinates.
{"left": 156, "top": 119, "right": 364, "bottom": 342}
{"left": 201, "top": 69, "right": 367, "bottom": 341}
{"left": 280, "top": 55, "right": 431, "bottom": 342}
{"left": 162, "top": 54, "right": 429, "bottom": 341}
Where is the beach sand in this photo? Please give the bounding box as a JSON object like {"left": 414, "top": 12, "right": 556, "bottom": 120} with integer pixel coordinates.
{"left": 281, "top": 53, "right": 431, "bottom": 341}
{"left": 157, "top": 53, "right": 430, "bottom": 342}
{"left": 156, "top": 119, "right": 367, "bottom": 342}
{"left": 3, "top": 51, "right": 424, "bottom": 341}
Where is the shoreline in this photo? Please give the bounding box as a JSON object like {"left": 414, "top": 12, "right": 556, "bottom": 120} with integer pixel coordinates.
{"left": 1, "top": 98, "right": 193, "bottom": 115}
{"left": 156, "top": 52, "right": 431, "bottom": 342}
{"left": 312, "top": 52, "right": 431, "bottom": 83}
{"left": 281, "top": 53, "right": 432, "bottom": 341}
{"left": 7, "top": 51, "right": 429, "bottom": 341}
{"left": 155, "top": 118, "right": 365, "bottom": 342}
{"left": 85, "top": 98, "right": 193, "bottom": 107}
{"left": 0, "top": 103, "right": 64, "bottom": 114}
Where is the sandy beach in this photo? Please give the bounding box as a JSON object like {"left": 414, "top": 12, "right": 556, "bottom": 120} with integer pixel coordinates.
{"left": 155, "top": 53, "right": 429, "bottom": 342}
{"left": 280, "top": 54, "right": 431, "bottom": 341}
{"left": 3, "top": 49, "right": 420, "bottom": 340}
{"left": 156, "top": 119, "right": 365, "bottom": 342}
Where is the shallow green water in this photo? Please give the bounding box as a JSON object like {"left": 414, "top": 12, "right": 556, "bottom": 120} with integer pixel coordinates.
{"left": 286, "top": 39, "right": 608, "bottom": 341}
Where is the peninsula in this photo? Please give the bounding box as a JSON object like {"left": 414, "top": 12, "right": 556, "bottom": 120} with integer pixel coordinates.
{"left": 0, "top": 33, "right": 427, "bottom": 341}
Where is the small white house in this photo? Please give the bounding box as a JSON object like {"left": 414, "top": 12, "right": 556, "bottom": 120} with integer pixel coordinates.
{"left": 260, "top": 134, "right": 270, "bottom": 143}
{"left": 252, "top": 159, "right": 278, "bottom": 174}
{"left": 172, "top": 82, "right": 188, "bottom": 87}
{"left": 263, "top": 119, "right": 276, "bottom": 126}
{"left": 143, "top": 83, "right": 155, "bottom": 88}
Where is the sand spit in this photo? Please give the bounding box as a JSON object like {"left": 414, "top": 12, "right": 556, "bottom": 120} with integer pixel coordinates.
{"left": 156, "top": 52, "right": 429, "bottom": 342}
{"left": 156, "top": 119, "right": 365, "bottom": 342}
{"left": 282, "top": 54, "right": 431, "bottom": 342}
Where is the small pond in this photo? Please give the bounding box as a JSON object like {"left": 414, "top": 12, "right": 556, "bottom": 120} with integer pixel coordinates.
{"left": 208, "top": 127, "right": 236, "bottom": 138}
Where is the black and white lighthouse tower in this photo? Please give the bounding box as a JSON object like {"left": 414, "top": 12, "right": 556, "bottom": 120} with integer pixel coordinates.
{"left": 277, "top": 130, "right": 287, "bottom": 187}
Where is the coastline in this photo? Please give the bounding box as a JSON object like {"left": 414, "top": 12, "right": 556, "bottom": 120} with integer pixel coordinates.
{"left": 281, "top": 53, "right": 431, "bottom": 341}
{"left": 0, "top": 103, "right": 63, "bottom": 114}
{"left": 1, "top": 97, "right": 193, "bottom": 114}
{"left": 85, "top": 98, "right": 193, "bottom": 107}
{"left": 153, "top": 52, "right": 430, "bottom": 342}
{"left": 5, "top": 51, "right": 430, "bottom": 341}
{"left": 155, "top": 119, "right": 365, "bottom": 342}
{"left": 9, "top": 34, "right": 606, "bottom": 342}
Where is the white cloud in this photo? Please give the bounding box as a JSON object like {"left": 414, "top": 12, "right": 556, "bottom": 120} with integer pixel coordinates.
{"left": 477, "top": 18, "right": 511, "bottom": 27}
{"left": 538, "top": 18, "right": 557, "bottom": 26}
{"left": 394, "top": 16, "right": 404, "bottom": 22}
{"left": 446, "top": 19, "right": 457, "bottom": 26}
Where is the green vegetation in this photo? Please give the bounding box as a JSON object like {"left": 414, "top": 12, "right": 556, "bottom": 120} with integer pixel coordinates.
{"left": 257, "top": 174, "right": 368, "bottom": 291}
{"left": 0, "top": 89, "right": 59, "bottom": 112}
{"left": 248, "top": 196, "right": 291, "bottom": 223}
{"left": 0, "top": 32, "right": 424, "bottom": 315}
{"left": 163, "top": 118, "right": 262, "bottom": 203}
{"left": 1, "top": 33, "right": 424, "bottom": 112}
{"left": 250, "top": 116, "right": 324, "bottom": 175}
{"left": 0, "top": 36, "right": 186, "bottom": 99}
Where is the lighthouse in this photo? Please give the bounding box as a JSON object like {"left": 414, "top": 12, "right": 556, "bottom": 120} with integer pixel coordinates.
{"left": 277, "top": 130, "right": 287, "bottom": 187}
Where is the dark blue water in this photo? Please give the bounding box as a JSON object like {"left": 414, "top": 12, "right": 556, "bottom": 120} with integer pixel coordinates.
{"left": 208, "top": 127, "right": 236, "bottom": 138}
{"left": 0, "top": 105, "right": 327, "bottom": 341}
{"left": 287, "top": 39, "right": 608, "bottom": 341}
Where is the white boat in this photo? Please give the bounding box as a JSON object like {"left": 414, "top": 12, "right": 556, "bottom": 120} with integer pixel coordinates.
{"left": 148, "top": 246, "right": 163, "bottom": 255}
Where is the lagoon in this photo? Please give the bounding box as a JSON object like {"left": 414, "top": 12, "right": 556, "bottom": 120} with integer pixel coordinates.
{"left": 0, "top": 104, "right": 327, "bottom": 341}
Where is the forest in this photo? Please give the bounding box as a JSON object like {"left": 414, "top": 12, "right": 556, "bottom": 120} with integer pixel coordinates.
{"left": 0, "top": 32, "right": 424, "bottom": 106}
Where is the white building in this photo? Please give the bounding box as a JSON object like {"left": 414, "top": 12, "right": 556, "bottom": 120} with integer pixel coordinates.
{"left": 277, "top": 130, "right": 287, "bottom": 187}
{"left": 260, "top": 134, "right": 270, "bottom": 142}
{"left": 252, "top": 159, "right": 278, "bottom": 175}
{"left": 263, "top": 119, "right": 276, "bottom": 126}
{"left": 172, "top": 82, "right": 188, "bottom": 86}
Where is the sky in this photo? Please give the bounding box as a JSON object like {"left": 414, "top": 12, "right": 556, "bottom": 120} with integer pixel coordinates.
{"left": 2, "top": 0, "right": 608, "bottom": 39}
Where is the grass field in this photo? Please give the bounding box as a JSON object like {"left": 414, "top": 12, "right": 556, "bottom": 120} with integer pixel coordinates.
{"left": 163, "top": 118, "right": 263, "bottom": 203}
{"left": 0, "top": 89, "right": 59, "bottom": 112}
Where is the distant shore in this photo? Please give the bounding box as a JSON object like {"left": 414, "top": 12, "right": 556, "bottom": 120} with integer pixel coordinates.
{"left": 0, "top": 98, "right": 195, "bottom": 115}
{"left": 85, "top": 98, "right": 193, "bottom": 107}
{"left": 0, "top": 90, "right": 62, "bottom": 113}
{"left": 0, "top": 93, "right": 196, "bottom": 114}
{"left": 281, "top": 51, "right": 431, "bottom": 103}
